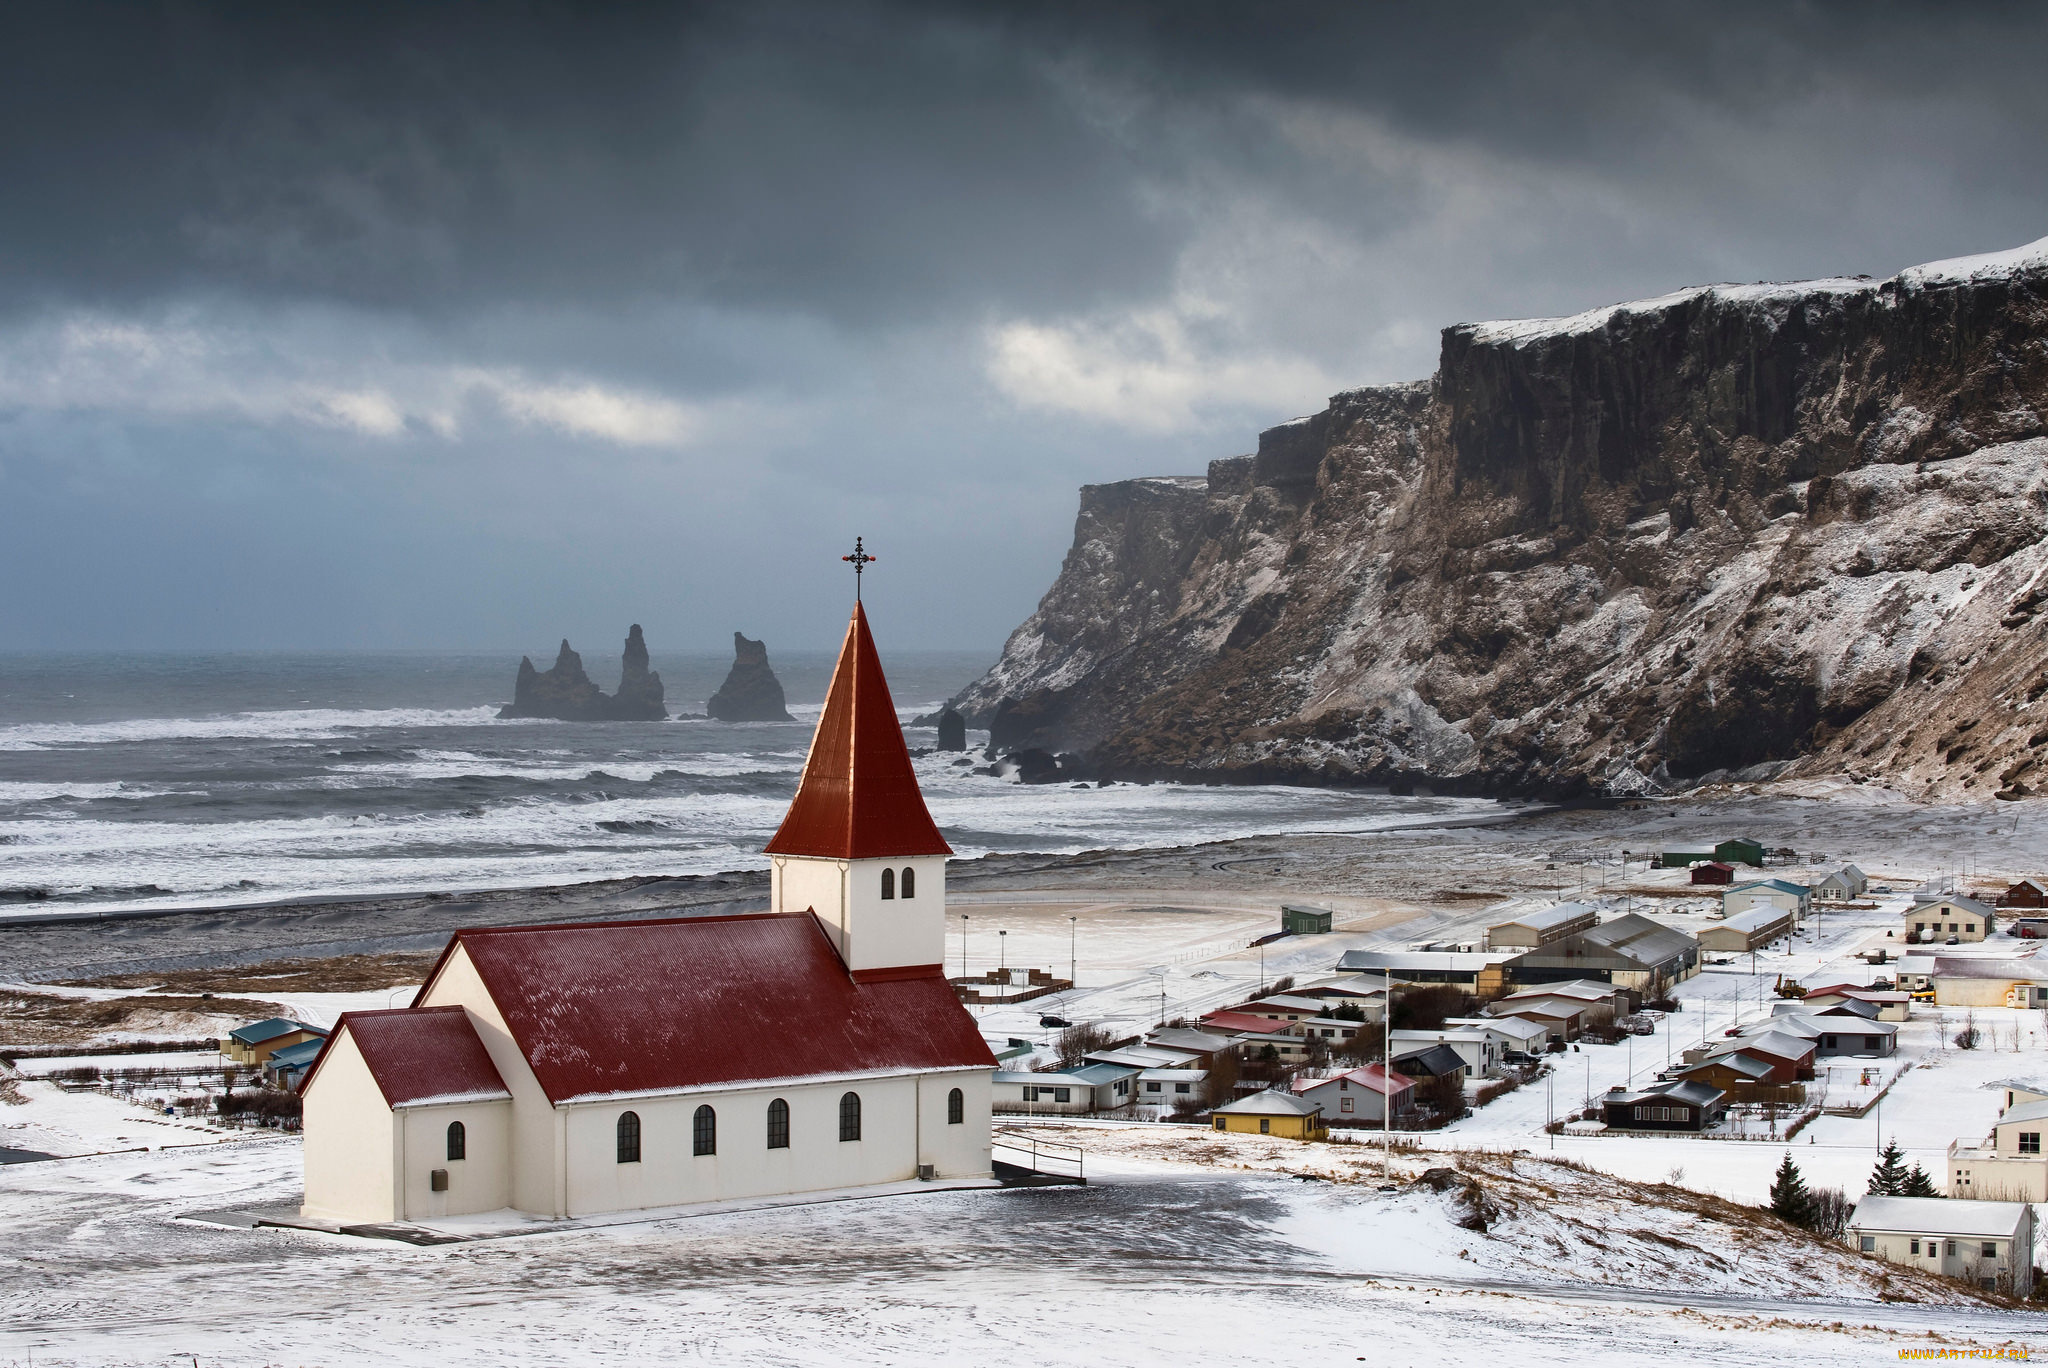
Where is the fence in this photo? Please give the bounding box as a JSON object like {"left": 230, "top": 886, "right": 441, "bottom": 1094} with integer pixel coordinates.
{"left": 992, "top": 1128, "right": 1086, "bottom": 1181}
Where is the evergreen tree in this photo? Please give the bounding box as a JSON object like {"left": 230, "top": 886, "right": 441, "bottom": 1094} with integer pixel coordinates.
{"left": 1869, "top": 1139, "right": 1909, "bottom": 1195}
{"left": 1901, "top": 1164, "right": 1941, "bottom": 1198}
{"left": 1769, "top": 1153, "right": 1816, "bottom": 1227}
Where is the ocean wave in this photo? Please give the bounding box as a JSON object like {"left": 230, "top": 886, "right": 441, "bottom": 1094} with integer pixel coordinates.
{"left": 0, "top": 705, "right": 507, "bottom": 751}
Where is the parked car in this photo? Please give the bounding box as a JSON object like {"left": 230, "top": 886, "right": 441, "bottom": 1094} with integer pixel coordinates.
{"left": 1038, "top": 1015, "right": 1071, "bottom": 1029}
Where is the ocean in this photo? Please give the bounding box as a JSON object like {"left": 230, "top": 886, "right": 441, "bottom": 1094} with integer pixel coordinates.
{"left": 0, "top": 651, "right": 1503, "bottom": 913}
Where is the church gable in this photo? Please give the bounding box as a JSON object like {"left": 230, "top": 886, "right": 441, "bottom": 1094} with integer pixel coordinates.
{"left": 302, "top": 1004, "right": 510, "bottom": 1107}
{"left": 420, "top": 912, "right": 995, "bottom": 1104}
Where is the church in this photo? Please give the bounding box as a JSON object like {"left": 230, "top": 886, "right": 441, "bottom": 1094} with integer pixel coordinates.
{"left": 298, "top": 599, "right": 997, "bottom": 1225}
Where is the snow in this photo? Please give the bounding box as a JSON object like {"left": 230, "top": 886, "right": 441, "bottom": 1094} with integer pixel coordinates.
{"left": 1463, "top": 234, "right": 2048, "bottom": 350}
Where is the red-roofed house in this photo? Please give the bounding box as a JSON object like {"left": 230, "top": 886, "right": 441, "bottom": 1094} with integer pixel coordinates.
{"left": 301, "top": 601, "right": 997, "bottom": 1226}
{"left": 1292, "top": 1065, "right": 1415, "bottom": 1126}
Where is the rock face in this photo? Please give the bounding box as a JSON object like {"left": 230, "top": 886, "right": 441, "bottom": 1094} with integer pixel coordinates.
{"left": 500, "top": 627, "right": 667, "bottom": 721}
{"left": 706, "top": 633, "right": 794, "bottom": 722}
{"left": 954, "top": 238, "right": 2048, "bottom": 800}
{"left": 610, "top": 625, "right": 668, "bottom": 720}
{"left": 936, "top": 706, "right": 967, "bottom": 751}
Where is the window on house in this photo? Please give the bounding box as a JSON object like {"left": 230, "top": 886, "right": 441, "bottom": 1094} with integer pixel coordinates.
{"left": 2020, "top": 1132, "right": 2041, "bottom": 1154}
{"left": 1860, "top": 1236, "right": 1875, "bottom": 1252}
{"left": 767, "top": 1098, "right": 790, "bottom": 1149}
{"left": 1910, "top": 1239, "right": 1920, "bottom": 1255}
{"left": 1213, "top": 1117, "right": 1225, "bottom": 1130}
{"left": 1052, "top": 1088, "right": 1070, "bottom": 1103}
{"left": 693, "top": 1104, "right": 717, "bottom": 1157}
{"left": 1945, "top": 1240, "right": 1957, "bottom": 1256}
{"left": 948, "top": 1087, "right": 964, "bottom": 1125}
{"left": 1146, "top": 1081, "right": 1161, "bottom": 1092}
{"left": 1984, "top": 1241, "right": 1999, "bottom": 1258}
{"left": 839, "top": 1091, "right": 862, "bottom": 1142}
{"left": 880, "top": 868, "right": 894, "bottom": 900}
{"left": 901, "top": 867, "right": 915, "bottom": 899}
{"left": 1964, "top": 924, "right": 1975, "bottom": 934}
{"left": 446, "top": 1120, "right": 466, "bottom": 1161}
{"left": 1259, "top": 1118, "right": 1271, "bottom": 1134}
{"left": 1340, "top": 1097, "right": 1354, "bottom": 1113}
{"left": 1174, "top": 1083, "right": 1190, "bottom": 1094}
{"left": 617, "top": 1111, "right": 642, "bottom": 1164}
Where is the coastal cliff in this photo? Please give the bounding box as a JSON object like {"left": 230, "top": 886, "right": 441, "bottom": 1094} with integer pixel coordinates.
{"left": 955, "top": 238, "right": 2048, "bottom": 799}
{"left": 706, "top": 633, "right": 794, "bottom": 722}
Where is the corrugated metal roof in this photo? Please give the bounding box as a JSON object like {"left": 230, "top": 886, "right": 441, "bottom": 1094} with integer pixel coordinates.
{"left": 228, "top": 1017, "right": 309, "bottom": 1046}
{"left": 1852, "top": 1196, "right": 2029, "bottom": 1238}
{"left": 762, "top": 602, "right": 952, "bottom": 860}
{"left": 305, "top": 1005, "right": 510, "bottom": 1107}
{"left": 1213, "top": 1089, "right": 1321, "bottom": 1116}
{"left": 419, "top": 913, "right": 995, "bottom": 1103}
{"left": 1493, "top": 902, "right": 1597, "bottom": 932}
{"left": 1995, "top": 1100, "right": 2048, "bottom": 1128}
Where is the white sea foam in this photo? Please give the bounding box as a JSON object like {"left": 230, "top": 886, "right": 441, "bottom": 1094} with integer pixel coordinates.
{"left": 0, "top": 705, "right": 506, "bottom": 751}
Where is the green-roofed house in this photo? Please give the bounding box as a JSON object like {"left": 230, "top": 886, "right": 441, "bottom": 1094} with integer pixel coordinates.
{"left": 223, "top": 1017, "right": 326, "bottom": 1066}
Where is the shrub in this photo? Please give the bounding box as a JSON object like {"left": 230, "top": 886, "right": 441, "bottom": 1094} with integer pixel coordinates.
{"left": 1053, "top": 1022, "right": 1118, "bottom": 1069}
{"left": 1808, "top": 1187, "right": 1852, "bottom": 1241}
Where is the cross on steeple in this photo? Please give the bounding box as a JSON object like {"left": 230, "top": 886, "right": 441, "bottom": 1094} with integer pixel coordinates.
{"left": 842, "top": 536, "right": 876, "bottom": 600}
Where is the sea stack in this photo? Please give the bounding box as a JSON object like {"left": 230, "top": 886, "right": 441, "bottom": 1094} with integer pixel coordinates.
{"left": 499, "top": 627, "right": 668, "bottom": 720}
{"left": 608, "top": 624, "right": 667, "bottom": 720}
{"left": 936, "top": 706, "right": 967, "bottom": 751}
{"left": 706, "top": 632, "right": 795, "bottom": 721}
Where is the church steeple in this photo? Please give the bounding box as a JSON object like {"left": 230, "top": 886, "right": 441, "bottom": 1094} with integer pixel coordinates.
{"left": 766, "top": 594, "right": 951, "bottom": 976}
{"left": 764, "top": 601, "right": 952, "bottom": 861}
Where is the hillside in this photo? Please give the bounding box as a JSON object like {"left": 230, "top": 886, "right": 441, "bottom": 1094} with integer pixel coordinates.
{"left": 956, "top": 239, "right": 2048, "bottom": 797}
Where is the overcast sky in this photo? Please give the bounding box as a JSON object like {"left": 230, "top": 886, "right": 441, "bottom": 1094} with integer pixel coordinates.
{"left": 2, "top": 2, "right": 2044, "bottom": 655}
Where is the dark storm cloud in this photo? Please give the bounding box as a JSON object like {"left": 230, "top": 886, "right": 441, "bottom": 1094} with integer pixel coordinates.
{"left": 7, "top": 2, "right": 2043, "bottom": 323}
{"left": 3, "top": 2, "right": 2047, "bottom": 652}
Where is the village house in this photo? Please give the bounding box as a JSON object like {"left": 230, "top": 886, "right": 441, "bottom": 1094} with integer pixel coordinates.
{"left": 1697, "top": 904, "right": 1794, "bottom": 954}
{"left": 1503, "top": 914, "right": 1699, "bottom": 994}
{"left": 1142, "top": 1027, "right": 1240, "bottom": 1066}
{"left": 1390, "top": 1043, "right": 1467, "bottom": 1092}
{"left": 224, "top": 1018, "right": 326, "bottom": 1067}
{"left": 1721, "top": 878, "right": 1811, "bottom": 923}
{"left": 1948, "top": 1099, "right": 2048, "bottom": 1202}
{"left": 1483, "top": 902, "right": 1598, "bottom": 952}
{"left": 1932, "top": 956, "right": 2048, "bottom": 1009}
{"left": 1797, "top": 984, "right": 1911, "bottom": 1021}
{"left": 1894, "top": 954, "right": 1937, "bottom": 994}
{"left": 1443, "top": 1014, "right": 1549, "bottom": 1059}
{"left": 1850, "top": 1196, "right": 2035, "bottom": 1293}
{"left": 1292, "top": 1065, "right": 1414, "bottom": 1126}
{"left": 1998, "top": 878, "right": 2048, "bottom": 910}
{"left": 1907, "top": 895, "right": 1997, "bottom": 944}
{"left": 1136, "top": 1068, "right": 1208, "bottom": 1107}
{"left": 1657, "top": 837, "right": 1764, "bottom": 869}
{"left": 1669, "top": 1052, "right": 1777, "bottom": 1095}
{"left": 1388, "top": 1028, "right": 1501, "bottom": 1079}
{"left": 298, "top": 602, "right": 997, "bottom": 1226}
{"left": 1601, "top": 1080, "right": 1727, "bottom": 1132}
{"left": 1331, "top": 949, "right": 1518, "bottom": 991}
{"left": 1690, "top": 861, "right": 1735, "bottom": 886}
{"left": 1210, "top": 1090, "right": 1326, "bottom": 1139}
{"left": 1813, "top": 865, "right": 1868, "bottom": 902}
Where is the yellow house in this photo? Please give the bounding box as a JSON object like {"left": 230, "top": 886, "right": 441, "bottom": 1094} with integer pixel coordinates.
{"left": 1210, "top": 1090, "right": 1326, "bottom": 1140}
{"left": 223, "top": 1017, "right": 326, "bottom": 1066}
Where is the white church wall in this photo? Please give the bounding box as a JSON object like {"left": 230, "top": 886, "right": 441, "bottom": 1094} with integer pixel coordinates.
{"left": 416, "top": 946, "right": 563, "bottom": 1216}
{"left": 772, "top": 857, "right": 848, "bottom": 954}
{"left": 397, "top": 1100, "right": 513, "bottom": 1221}
{"left": 917, "top": 1069, "right": 993, "bottom": 1178}
{"left": 560, "top": 1070, "right": 979, "bottom": 1217}
{"left": 845, "top": 856, "right": 947, "bottom": 973}
{"left": 299, "top": 1029, "right": 397, "bottom": 1224}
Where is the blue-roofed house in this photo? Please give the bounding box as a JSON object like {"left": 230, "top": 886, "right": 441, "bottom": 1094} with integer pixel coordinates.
{"left": 263, "top": 1035, "right": 331, "bottom": 1090}
{"left": 223, "top": 1017, "right": 326, "bottom": 1066}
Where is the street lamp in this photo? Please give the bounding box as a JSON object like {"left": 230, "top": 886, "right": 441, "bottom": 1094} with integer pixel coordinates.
{"left": 998, "top": 929, "right": 1007, "bottom": 981}
{"left": 1069, "top": 916, "right": 1077, "bottom": 987}
{"left": 960, "top": 914, "right": 970, "bottom": 979}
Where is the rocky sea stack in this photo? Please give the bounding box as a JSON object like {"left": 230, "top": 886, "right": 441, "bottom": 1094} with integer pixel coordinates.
{"left": 953, "top": 238, "right": 2048, "bottom": 801}
{"left": 500, "top": 625, "right": 668, "bottom": 721}
{"left": 707, "top": 633, "right": 794, "bottom": 722}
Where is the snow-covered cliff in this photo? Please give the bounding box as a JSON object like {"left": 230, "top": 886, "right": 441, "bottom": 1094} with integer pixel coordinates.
{"left": 956, "top": 238, "right": 2048, "bottom": 797}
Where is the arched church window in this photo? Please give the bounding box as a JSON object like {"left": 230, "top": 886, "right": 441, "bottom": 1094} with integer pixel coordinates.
{"left": 881, "top": 868, "right": 894, "bottom": 900}
{"left": 947, "top": 1088, "right": 963, "bottom": 1125}
{"left": 446, "top": 1120, "right": 466, "bottom": 1160}
{"left": 901, "top": 867, "right": 915, "bottom": 899}
{"left": 693, "top": 1104, "right": 716, "bottom": 1157}
{"left": 766, "top": 1097, "right": 790, "bottom": 1149}
{"left": 839, "top": 1091, "right": 862, "bottom": 1142}
{"left": 617, "top": 1110, "right": 641, "bottom": 1164}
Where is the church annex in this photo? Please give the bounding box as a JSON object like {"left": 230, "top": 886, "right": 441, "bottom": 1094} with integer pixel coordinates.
{"left": 299, "top": 601, "right": 997, "bottom": 1225}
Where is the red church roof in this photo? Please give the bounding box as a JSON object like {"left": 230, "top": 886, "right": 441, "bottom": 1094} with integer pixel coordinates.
{"left": 409, "top": 913, "right": 994, "bottom": 1103}
{"left": 302, "top": 1004, "right": 510, "bottom": 1107}
{"left": 764, "top": 601, "right": 952, "bottom": 860}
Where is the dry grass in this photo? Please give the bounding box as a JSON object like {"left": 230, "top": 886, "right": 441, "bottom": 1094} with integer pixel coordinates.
{"left": 0, "top": 991, "right": 285, "bottom": 1048}
{"left": 62, "top": 951, "right": 435, "bottom": 994}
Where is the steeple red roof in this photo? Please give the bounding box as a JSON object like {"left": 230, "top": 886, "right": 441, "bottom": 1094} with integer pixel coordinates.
{"left": 763, "top": 601, "right": 953, "bottom": 859}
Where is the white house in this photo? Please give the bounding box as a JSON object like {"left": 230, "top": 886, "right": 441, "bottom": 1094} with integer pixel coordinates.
{"left": 1813, "top": 865, "right": 1867, "bottom": 902}
{"left": 1387, "top": 1028, "right": 1501, "bottom": 1078}
{"left": 1909, "top": 896, "right": 1998, "bottom": 945}
{"left": 1850, "top": 1196, "right": 2034, "bottom": 1293}
{"left": 300, "top": 601, "right": 996, "bottom": 1226}
{"left": 1443, "top": 1015, "right": 1549, "bottom": 1057}
{"left": 1721, "top": 879, "right": 1811, "bottom": 922}
{"left": 1949, "top": 1098, "right": 2048, "bottom": 1201}
{"left": 1292, "top": 1065, "right": 1414, "bottom": 1125}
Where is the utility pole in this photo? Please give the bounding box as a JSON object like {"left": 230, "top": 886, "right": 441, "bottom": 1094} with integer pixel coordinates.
{"left": 998, "top": 929, "right": 1007, "bottom": 984}
{"left": 1547, "top": 1071, "right": 1554, "bottom": 1151}
{"left": 960, "top": 914, "right": 969, "bottom": 979}
{"left": 1383, "top": 966, "right": 1392, "bottom": 1182}
{"left": 1069, "top": 916, "right": 1077, "bottom": 988}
